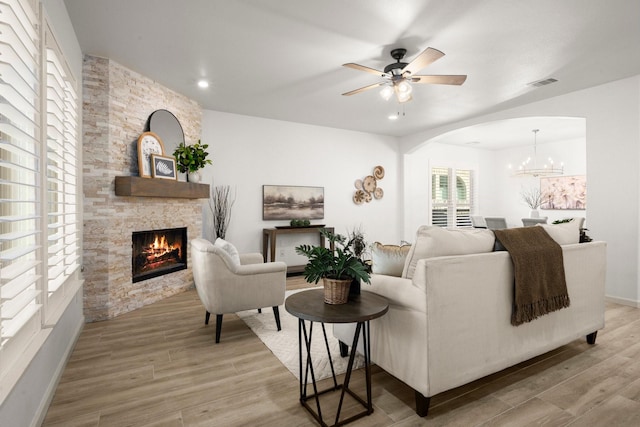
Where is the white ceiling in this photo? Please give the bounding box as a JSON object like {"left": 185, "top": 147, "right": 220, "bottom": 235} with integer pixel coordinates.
{"left": 430, "top": 116, "right": 586, "bottom": 150}
{"left": 62, "top": 0, "right": 640, "bottom": 139}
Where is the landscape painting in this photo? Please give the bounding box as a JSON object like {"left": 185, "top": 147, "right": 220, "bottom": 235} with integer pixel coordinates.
{"left": 540, "top": 175, "right": 586, "bottom": 210}
{"left": 263, "top": 185, "right": 324, "bottom": 220}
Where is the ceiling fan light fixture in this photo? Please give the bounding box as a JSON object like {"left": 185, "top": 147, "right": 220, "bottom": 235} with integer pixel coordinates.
{"left": 397, "top": 80, "right": 412, "bottom": 94}
{"left": 342, "top": 46, "right": 467, "bottom": 103}
{"left": 396, "top": 92, "right": 411, "bottom": 103}
{"left": 380, "top": 85, "right": 394, "bottom": 101}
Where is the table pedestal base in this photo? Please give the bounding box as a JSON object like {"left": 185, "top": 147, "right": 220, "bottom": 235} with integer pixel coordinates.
{"left": 298, "top": 319, "right": 372, "bottom": 427}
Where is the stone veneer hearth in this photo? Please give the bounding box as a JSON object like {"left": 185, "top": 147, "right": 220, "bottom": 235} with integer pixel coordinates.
{"left": 82, "top": 55, "right": 203, "bottom": 322}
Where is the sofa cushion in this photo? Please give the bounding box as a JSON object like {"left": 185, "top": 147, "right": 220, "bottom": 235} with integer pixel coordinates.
{"left": 536, "top": 220, "right": 580, "bottom": 245}
{"left": 402, "top": 226, "right": 496, "bottom": 279}
{"left": 371, "top": 242, "right": 411, "bottom": 277}
{"left": 214, "top": 238, "right": 241, "bottom": 265}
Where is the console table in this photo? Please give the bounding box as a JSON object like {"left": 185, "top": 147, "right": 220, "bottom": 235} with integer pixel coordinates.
{"left": 285, "top": 289, "right": 389, "bottom": 426}
{"left": 262, "top": 226, "right": 334, "bottom": 274}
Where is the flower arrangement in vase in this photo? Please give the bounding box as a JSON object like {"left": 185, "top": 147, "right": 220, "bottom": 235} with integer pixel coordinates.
{"left": 520, "top": 186, "right": 542, "bottom": 218}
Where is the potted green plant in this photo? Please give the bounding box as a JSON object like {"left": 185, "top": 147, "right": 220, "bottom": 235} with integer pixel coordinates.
{"left": 296, "top": 228, "right": 371, "bottom": 304}
{"left": 173, "top": 140, "right": 212, "bottom": 182}
{"left": 346, "top": 226, "right": 370, "bottom": 296}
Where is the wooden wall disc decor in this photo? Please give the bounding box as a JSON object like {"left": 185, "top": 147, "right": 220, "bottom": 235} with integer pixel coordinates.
{"left": 373, "top": 165, "right": 385, "bottom": 179}
{"left": 353, "top": 165, "right": 385, "bottom": 204}
{"left": 363, "top": 175, "right": 377, "bottom": 192}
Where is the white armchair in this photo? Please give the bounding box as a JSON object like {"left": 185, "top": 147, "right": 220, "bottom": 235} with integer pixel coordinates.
{"left": 190, "top": 238, "right": 287, "bottom": 343}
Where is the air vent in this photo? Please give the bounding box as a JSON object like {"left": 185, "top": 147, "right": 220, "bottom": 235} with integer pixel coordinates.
{"left": 529, "top": 78, "right": 558, "bottom": 87}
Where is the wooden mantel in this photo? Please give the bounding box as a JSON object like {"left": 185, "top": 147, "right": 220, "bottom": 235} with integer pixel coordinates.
{"left": 115, "top": 176, "right": 209, "bottom": 199}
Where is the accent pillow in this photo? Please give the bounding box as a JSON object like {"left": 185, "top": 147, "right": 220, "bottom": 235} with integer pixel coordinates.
{"left": 214, "top": 238, "right": 241, "bottom": 265}
{"left": 536, "top": 220, "right": 580, "bottom": 245}
{"left": 371, "top": 242, "right": 411, "bottom": 277}
{"left": 402, "top": 226, "right": 496, "bottom": 279}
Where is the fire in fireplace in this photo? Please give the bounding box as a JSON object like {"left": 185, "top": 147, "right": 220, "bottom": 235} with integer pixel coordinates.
{"left": 132, "top": 227, "right": 187, "bottom": 282}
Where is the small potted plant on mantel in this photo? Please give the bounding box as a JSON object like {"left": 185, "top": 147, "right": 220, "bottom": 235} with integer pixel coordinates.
{"left": 173, "top": 140, "right": 212, "bottom": 183}
{"left": 295, "top": 228, "right": 371, "bottom": 304}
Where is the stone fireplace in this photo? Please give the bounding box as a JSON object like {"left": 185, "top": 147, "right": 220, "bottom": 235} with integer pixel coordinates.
{"left": 82, "top": 55, "right": 204, "bottom": 322}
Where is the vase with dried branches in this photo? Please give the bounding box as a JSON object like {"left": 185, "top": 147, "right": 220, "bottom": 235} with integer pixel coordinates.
{"left": 208, "top": 185, "right": 235, "bottom": 240}
{"left": 520, "top": 186, "right": 542, "bottom": 218}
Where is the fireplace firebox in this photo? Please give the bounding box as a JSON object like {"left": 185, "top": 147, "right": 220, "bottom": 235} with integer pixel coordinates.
{"left": 132, "top": 227, "right": 187, "bottom": 283}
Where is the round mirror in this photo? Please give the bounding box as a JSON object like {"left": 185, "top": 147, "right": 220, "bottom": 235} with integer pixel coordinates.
{"left": 147, "top": 109, "right": 185, "bottom": 158}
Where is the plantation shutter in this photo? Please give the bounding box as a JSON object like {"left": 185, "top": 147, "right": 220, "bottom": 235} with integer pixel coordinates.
{"left": 431, "top": 167, "right": 475, "bottom": 228}
{"left": 0, "top": 0, "right": 42, "bottom": 344}
{"left": 455, "top": 169, "right": 472, "bottom": 227}
{"left": 431, "top": 167, "right": 450, "bottom": 227}
{"left": 44, "top": 24, "right": 80, "bottom": 314}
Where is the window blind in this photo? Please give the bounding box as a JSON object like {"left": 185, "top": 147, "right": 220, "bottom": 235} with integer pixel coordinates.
{"left": 430, "top": 167, "right": 450, "bottom": 227}
{"left": 431, "top": 167, "right": 475, "bottom": 228}
{"left": 0, "top": 0, "right": 42, "bottom": 345}
{"left": 45, "top": 24, "right": 79, "bottom": 312}
{"left": 0, "top": 0, "right": 82, "bottom": 402}
{"left": 455, "top": 169, "right": 472, "bottom": 227}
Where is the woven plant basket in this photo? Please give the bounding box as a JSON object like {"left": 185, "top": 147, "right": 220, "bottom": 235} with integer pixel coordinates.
{"left": 322, "top": 277, "right": 351, "bottom": 304}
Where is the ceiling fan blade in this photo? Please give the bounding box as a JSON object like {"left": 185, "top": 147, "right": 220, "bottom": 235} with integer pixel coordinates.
{"left": 342, "top": 82, "right": 384, "bottom": 96}
{"left": 411, "top": 75, "right": 468, "bottom": 85}
{"left": 343, "top": 63, "right": 386, "bottom": 77}
{"left": 402, "top": 47, "right": 445, "bottom": 76}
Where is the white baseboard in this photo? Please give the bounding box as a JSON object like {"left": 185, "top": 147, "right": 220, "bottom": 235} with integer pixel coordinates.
{"left": 32, "top": 316, "right": 85, "bottom": 427}
{"left": 605, "top": 295, "right": 640, "bottom": 308}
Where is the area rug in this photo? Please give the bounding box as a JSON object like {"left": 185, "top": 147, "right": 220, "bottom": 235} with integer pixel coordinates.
{"left": 237, "top": 288, "right": 365, "bottom": 381}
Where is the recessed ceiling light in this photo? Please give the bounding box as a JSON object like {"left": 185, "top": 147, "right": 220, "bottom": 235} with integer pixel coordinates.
{"left": 388, "top": 114, "right": 399, "bottom": 120}
{"left": 197, "top": 80, "right": 209, "bottom": 89}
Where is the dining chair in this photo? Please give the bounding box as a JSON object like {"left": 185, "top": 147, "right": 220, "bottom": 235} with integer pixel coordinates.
{"left": 522, "top": 217, "right": 548, "bottom": 226}
{"left": 470, "top": 216, "right": 487, "bottom": 228}
{"left": 484, "top": 217, "right": 508, "bottom": 230}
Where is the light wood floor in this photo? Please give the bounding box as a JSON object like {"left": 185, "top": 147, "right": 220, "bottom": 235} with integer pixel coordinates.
{"left": 43, "top": 277, "right": 640, "bottom": 426}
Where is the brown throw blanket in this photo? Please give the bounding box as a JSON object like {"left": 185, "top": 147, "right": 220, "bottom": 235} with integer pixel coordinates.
{"left": 494, "top": 227, "right": 570, "bottom": 326}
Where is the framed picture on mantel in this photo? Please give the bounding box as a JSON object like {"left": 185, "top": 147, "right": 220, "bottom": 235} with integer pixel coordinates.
{"left": 151, "top": 154, "right": 177, "bottom": 180}
{"left": 262, "top": 185, "right": 324, "bottom": 220}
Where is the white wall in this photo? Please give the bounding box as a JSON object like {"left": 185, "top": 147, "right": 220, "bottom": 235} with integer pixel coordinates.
{"left": 401, "top": 76, "right": 640, "bottom": 305}
{"left": 201, "top": 111, "right": 401, "bottom": 266}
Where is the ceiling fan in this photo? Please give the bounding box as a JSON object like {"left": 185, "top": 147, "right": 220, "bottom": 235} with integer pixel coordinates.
{"left": 342, "top": 47, "right": 467, "bottom": 103}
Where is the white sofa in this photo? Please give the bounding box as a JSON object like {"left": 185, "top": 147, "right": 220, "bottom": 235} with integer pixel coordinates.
{"left": 334, "top": 225, "right": 606, "bottom": 416}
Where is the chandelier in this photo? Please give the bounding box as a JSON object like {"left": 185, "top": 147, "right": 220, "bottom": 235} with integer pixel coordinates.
{"left": 511, "top": 129, "right": 564, "bottom": 177}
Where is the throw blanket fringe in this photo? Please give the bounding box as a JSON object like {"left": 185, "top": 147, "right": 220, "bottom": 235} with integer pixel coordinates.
{"left": 494, "top": 227, "right": 570, "bottom": 326}
{"left": 516, "top": 294, "right": 571, "bottom": 325}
